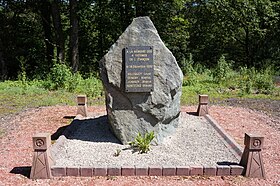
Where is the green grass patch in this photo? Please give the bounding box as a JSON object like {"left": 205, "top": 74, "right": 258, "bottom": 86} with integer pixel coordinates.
{"left": 181, "top": 60, "right": 280, "bottom": 105}
{"left": 181, "top": 64, "right": 280, "bottom": 105}
{"left": 0, "top": 61, "right": 279, "bottom": 115}
{"left": 0, "top": 77, "right": 104, "bottom": 116}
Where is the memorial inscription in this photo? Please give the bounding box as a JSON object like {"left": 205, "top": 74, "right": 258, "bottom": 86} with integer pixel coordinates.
{"left": 125, "top": 46, "right": 154, "bottom": 92}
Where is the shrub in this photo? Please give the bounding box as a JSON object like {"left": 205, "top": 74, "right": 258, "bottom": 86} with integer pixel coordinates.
{"left": 181, "top": 53, "right": 194, "bottom": 75}
{"left": 181, "top": 53, "right": 198, "bottom": 86}
{"left": 212, "top": 55, "right": 234, "bottom": 83}
{"left": 239, "top": 66, "right": 274, "bottom": 95}
{"left": 45, "top": 63, "right": 73, "bottom": 90}
{"left": 75, "top": 75, "right": 103, "bottom": 98}
{"left": 68, "top": 72, "right": 83, "bottom": 92}
{"left": 239, "top": 67, "right": 253, "bottom": 94}
{"left": 254, "top": 68, "right": 274, "bottom": 94}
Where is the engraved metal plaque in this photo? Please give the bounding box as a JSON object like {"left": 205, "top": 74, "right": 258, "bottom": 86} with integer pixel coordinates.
{"left": 125, "top": 46, "right": 154, "bottom": 92}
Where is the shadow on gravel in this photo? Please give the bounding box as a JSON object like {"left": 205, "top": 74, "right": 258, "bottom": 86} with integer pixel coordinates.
{"left": 51, "top": 116, "right": 76, "bottom": 140}
{"left": 51, "top": 125, "right": 68, "bottom": 140}
{"left": 217, "top": 161, "right": 239, "bottom": 166}
{"left": 186, "top": 111, "right": 198, "bottom": 116}
{"left": 10, "top": 166, "right": 31, "bottom": 178}
{"left": 56, "top": 115, "right": 121, "bottom": 144}
{"left": 63, "top": 116, "right": 76, "bottom": 119}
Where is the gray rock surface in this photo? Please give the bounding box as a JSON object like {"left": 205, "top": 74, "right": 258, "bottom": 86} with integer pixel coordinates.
{"left": 99, "top": 16, "right": 183, "bottom": 144}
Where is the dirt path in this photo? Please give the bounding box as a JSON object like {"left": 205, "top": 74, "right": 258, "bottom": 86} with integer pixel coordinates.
{"left": 212, "top": 98, "right": 280, "bottom": 130}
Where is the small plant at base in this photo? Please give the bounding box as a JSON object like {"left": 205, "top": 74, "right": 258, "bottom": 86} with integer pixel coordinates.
{"left": 113, "top": 149, "right": 121, "bottom": 157}
{"left": 129, "top": 131, "right": 155, "bottom": 154}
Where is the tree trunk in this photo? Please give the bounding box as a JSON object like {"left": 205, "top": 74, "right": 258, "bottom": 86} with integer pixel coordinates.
{"left": 39, "top": 1, "right": 54, "bottom": 69}
{"left": 0, "top": 39, "right": 7, "bottom": 81}
{"left": 135, "top": 0, "right": 143, "bottom": 16}
{"left": 70, "top": 0, "right": 79, "bottom": 72}
{"left": 245, "top": 27, "right": 251, "bottom": 66}
{"left": 51, "top": 0, "right": 65, "bottom": 63}
{"left": 97, "top": 0, "right": 105, "bottom": 58}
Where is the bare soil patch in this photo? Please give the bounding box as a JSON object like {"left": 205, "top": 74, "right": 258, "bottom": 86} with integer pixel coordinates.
{"left": 0, "top": 104, "right": 279, "bottom": 185}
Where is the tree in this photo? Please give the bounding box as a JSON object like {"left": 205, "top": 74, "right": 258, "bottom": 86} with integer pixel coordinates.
{"left": 51, "top": 0, "right": 65, "bottom": 63}
{"left": 186, "top": 0, "right": 278, "bottom": 68}
{"left": 0, "top": 38, "right": 7, "bottom": 80}
{"left": 38, "top": 0, "right": 54, "bottom": 68}
{"left": 70, "top": 0, "right": 79, "bottom": 72}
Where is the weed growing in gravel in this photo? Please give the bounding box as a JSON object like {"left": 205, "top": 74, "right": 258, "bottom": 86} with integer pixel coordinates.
{"left": 113, "top": 149, "right": 121, "bottom": 157}
{"left": 129, "top": 131, "right": 155, "bottom": 154}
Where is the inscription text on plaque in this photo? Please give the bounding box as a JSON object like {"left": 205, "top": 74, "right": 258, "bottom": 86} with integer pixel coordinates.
{"left": 125, "top": 46, "right": 154, "bottom": 92}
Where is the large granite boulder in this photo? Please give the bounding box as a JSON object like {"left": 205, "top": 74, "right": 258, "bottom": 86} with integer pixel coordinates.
{"left": 99, "top": 16, "right": 183, "bottom": 144}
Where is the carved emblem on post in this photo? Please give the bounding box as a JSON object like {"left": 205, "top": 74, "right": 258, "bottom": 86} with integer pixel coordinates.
{"left": 35, "top": 139, "right": 44, "bottom": 147}
{"left": 30, "top": 133, "right": 53, "bottom": 179}
{"left": 239, "top": 133, "right": 265, "bottom": 178}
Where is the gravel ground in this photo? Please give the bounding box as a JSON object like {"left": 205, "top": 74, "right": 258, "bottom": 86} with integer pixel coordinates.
{"left": 54, "top": 113, "right": 238, "bottom": 167}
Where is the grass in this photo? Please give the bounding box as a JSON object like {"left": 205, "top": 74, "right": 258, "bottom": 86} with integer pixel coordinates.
{"left": 0, "top": 79, "right": 104, "bottom": 116}
{"left": 0, "top": 85, "right": 74, "bottom": 116}
{"left": 181, "top": 78, "right": 280, "bottom": 105}
{"left": 180, "top": 65, "right": 280, "bottom": 105}
{"left": 0, "top": 65, "right": 279, "bottom": 116}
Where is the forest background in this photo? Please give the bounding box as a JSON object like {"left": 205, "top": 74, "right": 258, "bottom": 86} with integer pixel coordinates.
{"left": 1, "top": 0, "right": 279, "bottom": 80}
{"left": 0, "top": 0, "right": 279, "bottom": 114}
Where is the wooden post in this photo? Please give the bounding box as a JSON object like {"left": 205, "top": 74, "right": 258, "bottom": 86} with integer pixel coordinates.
{"left": 239, "top": 133, "right": 265, "bottom": 178}
{"left": 30, "top": 133, "right": 53, "bottom": 179}
{"left": 77, "top": 95, "right": 88, "bottom": 117}
{"left": 197, "top": 95, "right": 209, "bottom": 116}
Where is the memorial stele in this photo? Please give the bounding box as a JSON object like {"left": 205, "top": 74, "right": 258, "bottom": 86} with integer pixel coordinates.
{"left": 99, "top": 16, "right": 183, "bottom": 144}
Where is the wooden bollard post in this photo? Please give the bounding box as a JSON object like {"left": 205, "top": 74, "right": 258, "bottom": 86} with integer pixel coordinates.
{"left": 239, "top": 133, "right": 265, "bottom": 178}
{"left": 197, "top": 95, "right": 209, "bottom": 116}
{"left": 30, "top": 133, "right": 53, "bottom": 179}
{"left": 77, "top": 95, "right": 88, "bottom": 117}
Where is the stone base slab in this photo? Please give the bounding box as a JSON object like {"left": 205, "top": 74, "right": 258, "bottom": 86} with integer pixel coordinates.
{"left": 51, "top": 165, "right": 243, "bottom": 177}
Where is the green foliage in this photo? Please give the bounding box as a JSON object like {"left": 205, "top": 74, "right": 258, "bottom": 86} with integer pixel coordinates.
{"left": 75, "top": 75, "right": 103, "bottom": 98}
{"left": 129, "top": 131, "right": 155, "bottom": 154}
{"left": 212, "top": 55, "right": 234, "bottom": 83}
{"left": 0, "top": 76, "right": 104, "bottom": 116}
{"left": 181, "top": 64, "right": 279, "bottom": 105}
{"left": 254, "top": 68, "right": 274, "bottom": 93}
{"left": 45, "top": 63, "right": 73, "bottom": 90}
{"left": 181, "top": 53, "right": 194, "bottom": 75}
{"left": 239, "top": 67, "right": 251, "bottom": 93}
{"left": 42, "top": 62, "right": 103, "bottom": 98}
{"left": 239, "top": 67, "right": 274, "bottom": 95}
{"left": 1, "top": 0, "right": 280, "bottom": 80}
{"left": 0, "top": 80, "right": 73, "bottom": 116}
{"left": 17, "top": 56, "right": 28, "bottom": 83}
{"left": 186, "top": 0, "right": 279, "bottom": 69}
{"left": 182, "top": 53, "right": 199, "bottom": 86}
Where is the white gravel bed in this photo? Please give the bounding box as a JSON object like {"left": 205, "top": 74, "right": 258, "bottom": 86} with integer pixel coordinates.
{"left": 54, "top": 113, "right": 239, "bottom": 167}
